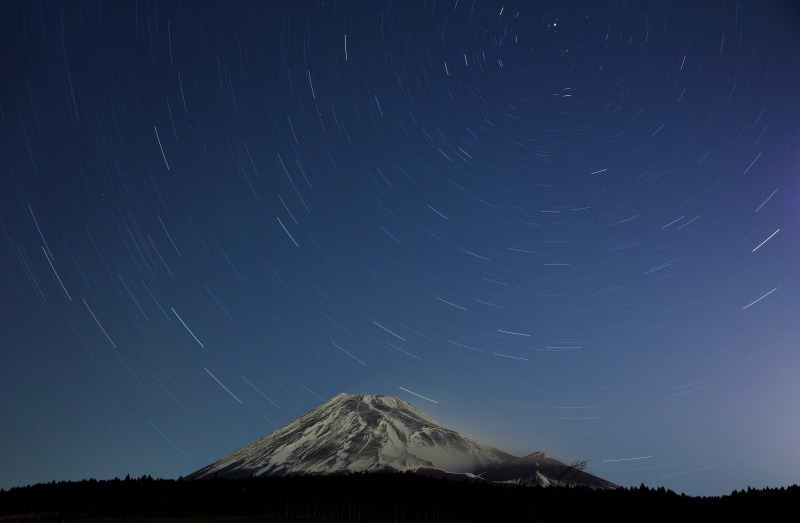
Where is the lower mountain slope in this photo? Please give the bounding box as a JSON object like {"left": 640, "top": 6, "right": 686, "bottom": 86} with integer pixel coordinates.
{"left": 479, "top": 451, "right": 617, "bottom": 488}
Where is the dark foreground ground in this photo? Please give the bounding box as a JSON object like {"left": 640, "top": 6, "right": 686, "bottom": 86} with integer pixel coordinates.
{"left": 1, "top": 472, "right": 797, "bottom": 523}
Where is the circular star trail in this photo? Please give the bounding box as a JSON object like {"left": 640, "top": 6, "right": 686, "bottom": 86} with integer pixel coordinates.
{"left": 1, "top": 1, "right": 799, "bottom": 495}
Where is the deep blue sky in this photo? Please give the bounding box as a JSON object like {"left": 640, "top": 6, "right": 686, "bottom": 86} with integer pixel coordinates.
{"left": 1, "top": 1, "right": 799, "bottom": 496}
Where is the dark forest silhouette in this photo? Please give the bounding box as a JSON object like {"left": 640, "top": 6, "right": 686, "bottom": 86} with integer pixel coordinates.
{"left": 1, "top": 472, "right": 797, "bottom": 522}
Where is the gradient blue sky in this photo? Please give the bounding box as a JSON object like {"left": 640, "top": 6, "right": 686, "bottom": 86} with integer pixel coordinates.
{"left": 2, "top": 0, "right": 799, "bottom": 496}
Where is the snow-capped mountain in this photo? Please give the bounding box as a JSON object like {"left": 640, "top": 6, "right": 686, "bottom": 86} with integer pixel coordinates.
{"left": 189, "top": 393, "right": 615, "bottom": 488}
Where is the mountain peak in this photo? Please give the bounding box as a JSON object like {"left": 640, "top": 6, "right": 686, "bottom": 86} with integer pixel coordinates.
{"left": 189, "top": 393, "right": 616, "bottom": 488}
{"left": 326, "top": 392, "right": 414, "bottom": 407}
{"left": 190, "top": 392, "right": 510, "bottom": 478}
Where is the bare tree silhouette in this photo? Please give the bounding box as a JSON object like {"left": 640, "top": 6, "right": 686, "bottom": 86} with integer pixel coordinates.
{"left": 554, "top": 459, "right": 589, "bottom": 488}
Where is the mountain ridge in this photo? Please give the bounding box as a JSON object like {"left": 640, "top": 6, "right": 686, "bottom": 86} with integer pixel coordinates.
{"left": 189, "top": 393, "right": 616, "bottom": 488}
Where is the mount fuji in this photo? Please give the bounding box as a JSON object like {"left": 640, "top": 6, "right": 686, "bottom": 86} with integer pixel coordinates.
{"left": 189, "top": 393, "right": 615, "bottom": 488}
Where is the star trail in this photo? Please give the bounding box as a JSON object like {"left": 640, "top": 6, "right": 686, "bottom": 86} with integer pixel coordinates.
{"left": 1, "top": 1, "right": 799, "bottom": 496}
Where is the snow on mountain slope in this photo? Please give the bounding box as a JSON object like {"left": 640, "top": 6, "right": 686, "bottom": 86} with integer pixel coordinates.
{"left": 479, "top": 452, "right": 618, "bottom": 488}
{"left": 189, "top": 393, "right": 617, "bottom": 489}
{"left": 189, "top": 393, "right": 516, "bottom": 479}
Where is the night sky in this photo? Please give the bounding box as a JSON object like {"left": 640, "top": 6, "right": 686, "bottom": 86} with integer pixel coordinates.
{"left": 2, "top": 1, "right": 799, "bottom": 496}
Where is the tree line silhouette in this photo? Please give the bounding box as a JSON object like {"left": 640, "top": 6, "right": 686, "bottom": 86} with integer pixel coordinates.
{"left": 1, "top": 472, "right": 797, "bottom": 522}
